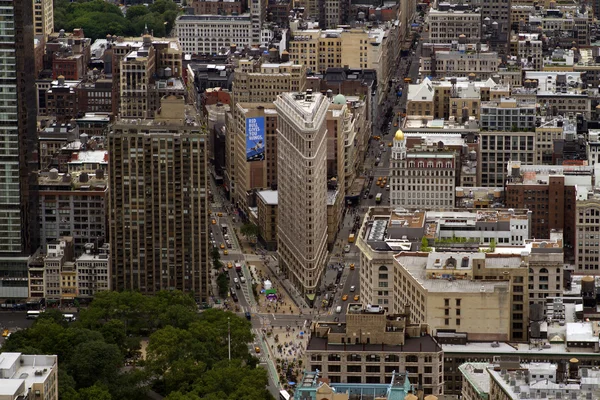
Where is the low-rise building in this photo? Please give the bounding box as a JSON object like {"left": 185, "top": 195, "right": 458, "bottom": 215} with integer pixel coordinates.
{"left": 256, "top": 190, "right": 278, "bottom": 250}
{"left": 175, "top": 14, "right": 260, "bottom": 55}
{"left": 38, "top": 123, "right": 80, "bottom": 170}
{"left": 461, "top": 359, "right": 600, "bottom": 400}
{"left": 506, "top": 162, "right": 594, "bottom": 262}
{"left": 390, "top": 130, "right": 457, "bottom": 209}
{"left": 356, "top": 207, "right": 533, "bottom": 311}
{"left": 393, "top": 251, "right": 527, "bottom": 341}
{"left": 46, "top": 28, "right": 91, "bottom": 80}
{"left": 478, "top": 131, "right": 536, "bottom": 187}
{"left": 75, "top": 243, "right": 110, "bottom": 301}
{"left": 0, "top": 353, "right": 58, "bottom": 400}
{"left": 293, "top": 370, "right": 414, "bottom": 400}
{"left": 190, "top": 0, "right": 244, "bottom": 15}
{"left": 38, "top": 169, "right": 108, "bottom": 255}
{"left": 575, "top": 197, "right": 600, "bottom": 275}
{"left": 306, "top": 305, "right": 443, "bottom": 395}
{"left": 426, "top": 6, "right": 481, "bottom": 44}
{"left": 480, "top": 97, "right": 536, "bottom": 132}
{"left": 420, "top": 42, "right": 499, "bottom": 80}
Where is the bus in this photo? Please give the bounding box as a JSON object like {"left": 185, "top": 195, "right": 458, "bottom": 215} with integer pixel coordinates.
{"left": 279, "top": 390, "right": 291, "bottom": 400}
{"left": 375, "top": 193, "right": 382, "bottom": 204}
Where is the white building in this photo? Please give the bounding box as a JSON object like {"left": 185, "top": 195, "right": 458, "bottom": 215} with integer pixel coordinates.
{"left": 427, "top": 8, "right": 481, "bottom": 43}
{"left": 0, "top": 353, "right": 58, "bottom": 400}
{"left": 76, "top": 243, "right": 111, "bottom": 299}
{"left": 427, "top": 209, "right": 531, "bottom": 246}
{"left": 275, "top": 90, "right": 329, "bottom": 297}
{"left": 390, "top": 130, "right": 456, "bottom": 209}
{"left": 175, "top": 14, "right": 260, "bottom": 55}
{"left": 460, "top": 360, "right": 600, "bottom": 400}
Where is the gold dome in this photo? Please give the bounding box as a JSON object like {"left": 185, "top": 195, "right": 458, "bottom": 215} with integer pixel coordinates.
{"left": 394, "top": 129, "right": 404, "bottom": 141}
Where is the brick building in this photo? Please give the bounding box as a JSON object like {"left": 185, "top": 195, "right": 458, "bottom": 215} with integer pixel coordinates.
{"left": 505, "top": 162, "right": 594, "bottom": 261}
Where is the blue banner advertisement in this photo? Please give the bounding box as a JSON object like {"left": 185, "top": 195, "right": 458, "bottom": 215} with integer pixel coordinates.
{"left": 246, "top": 117, "right": 265, "bottom": 162}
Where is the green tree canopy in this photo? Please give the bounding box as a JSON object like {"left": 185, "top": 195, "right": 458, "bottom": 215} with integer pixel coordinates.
{"left": 54, "top": 0, "right": 181, "bottom": 41}
{"left": 1, "top": 292, "right": 270, "bottom": 399}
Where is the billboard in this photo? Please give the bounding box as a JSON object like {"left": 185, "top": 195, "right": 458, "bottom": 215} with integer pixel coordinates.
{"left": 246, "top": 117, "right": 265, "bottom": 162}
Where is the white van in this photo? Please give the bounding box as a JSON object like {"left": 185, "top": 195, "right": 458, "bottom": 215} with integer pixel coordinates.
{"left": 26, "top": 310, "right": 42, "bottom": 319}
{"left": 240, "top": 276, "right": 246, "bottom": 283}
{"left": 335, "top": 306, "right": 342, "bottom": 314}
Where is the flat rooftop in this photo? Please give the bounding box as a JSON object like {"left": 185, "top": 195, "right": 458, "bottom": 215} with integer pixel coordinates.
{"left": 395, "top": 253, "right": 511, "bottom": 293}
{"left": 307, "top": 334, "right": 441, "bottom": 353}
{"left": 257, "top": 190, "right": 278, "bottom": 205}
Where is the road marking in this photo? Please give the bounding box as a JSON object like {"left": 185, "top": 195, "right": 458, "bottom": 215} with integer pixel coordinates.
{"left": 272, "top": 313, "right": 276, "bottom": 320}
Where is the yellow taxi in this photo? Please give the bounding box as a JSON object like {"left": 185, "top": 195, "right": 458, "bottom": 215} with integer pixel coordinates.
{"left": 227, "top": 262, "right": 233, "bottom": 269}
{"left": 211, "top": 219, "right": 216, "bottom": 225}
{"left": 223, "top": 250, "right": 229, "bottom": 255}
{"left": 394, "top": 122, "right": 398, "bottom": 127}
{"left": 255, "top": 346, "right": 261, "bottom": 354}
{"left": 373, "top": 135, "right": 381, "bottom": 141}
{"left": 342, "top": 294, "right": 348, "bottom": 301}
{"left": 388, "top": 142, "right": 393, "bottom": 147}
{"left": 349, "top": 263, "right": 355, "bottom": 270}
{"left": 2, "top": 329, "right": 8, "bottom": 337}
{"left": 220, "top": 243, "right": 225, "bottom": 249}
{"left": 217, "top": 212, "right": 223, "bottom": 217}
{"left": 354, "top": 295, "right": 360, "bottom": 301}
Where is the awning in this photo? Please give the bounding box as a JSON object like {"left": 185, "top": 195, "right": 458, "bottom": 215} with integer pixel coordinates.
{"left": 306, "top": 294, "right": 315, "bottom": 301}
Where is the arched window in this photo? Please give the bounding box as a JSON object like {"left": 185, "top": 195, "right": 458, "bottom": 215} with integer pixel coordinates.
{"left": 379, "top": 266, "right": 388, "bottom": 271}
{"left": 540, "top": 268, "right": 548, "bottom": 274}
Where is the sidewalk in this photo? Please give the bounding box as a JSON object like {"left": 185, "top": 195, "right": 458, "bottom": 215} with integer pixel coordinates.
{"left": 249, "top": 261, "right": 302, "bottom": 316}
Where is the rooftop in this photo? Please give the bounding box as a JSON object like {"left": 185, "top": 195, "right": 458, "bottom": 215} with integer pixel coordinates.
{"left": 257, "top": 190, "right": 278, "bottom": 205}
{"left": 0, "top": 353, "right": 57, "bottom": 397}
{"left": 395, "top": 252, "right": 511, "bottom": 293}
{"left": 307, "top": 334, "right": 441, "bottom": 353}
{"left": 68, "top": 150, "right": 108, "bottom": 165}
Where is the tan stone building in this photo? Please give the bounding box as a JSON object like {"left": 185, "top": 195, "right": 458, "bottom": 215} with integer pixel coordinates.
{"left": 232, "top": 59, "right": 307, "bottom": 104}
{"left": 419, "top": 42, "right": 499, "bottom": 80}
{"left": 406, "top": 77, "right": 509, "bottom": 120}
{"left": 275, "top": 91, "right": 329, "bottom": 297}
{"left": 287, "top": 24, "right": 399, "bottom": 96}
{"left": 34, "top": 0, "right": 54, "bottom": 40}
{"left": 226, "top": 59, "right": 306, "bottom": 197}
{"left": 111, "top": 34, "right": 182, "bottom": 117}
{"left": 426, "top": 8, "right": 481, "bottom": 44}
{"left": 306, "top": 306, "right": 444, "bottom": 395}
{"left": 576, "top": 197, "right": 600, "bottom": 275}
{"left": 232, "top": 103, "right": 279, "bottom": 213}
{"left": 393, "top": 251, "right": 528, "bottom": 341}
{"left": 108, "top": 96, "right": 209, "bottom": 301}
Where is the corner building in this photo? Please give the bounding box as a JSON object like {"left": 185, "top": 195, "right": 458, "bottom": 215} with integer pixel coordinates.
{"left": 108, "top": 96, "right": 209, "bottom": 300}
{"left": 275, "top": 91, "right": 329, "bottom": 298}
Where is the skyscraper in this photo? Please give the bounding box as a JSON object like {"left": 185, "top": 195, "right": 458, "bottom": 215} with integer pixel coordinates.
{"left": 0, "top": 1, "right": 39, "bottom": 299}
{"left": 108, "top": 95, "right": 209, "bottom": 300}
{"left": 275, "top": 90, "right": 329, "bottom": 298}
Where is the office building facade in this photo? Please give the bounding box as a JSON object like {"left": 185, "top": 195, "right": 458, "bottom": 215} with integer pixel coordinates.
{"left": 108, "top": 96, "right": 210, "bottom": 300}
{"left": 275, "top": 91, "right": 329, "bottom": 298}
